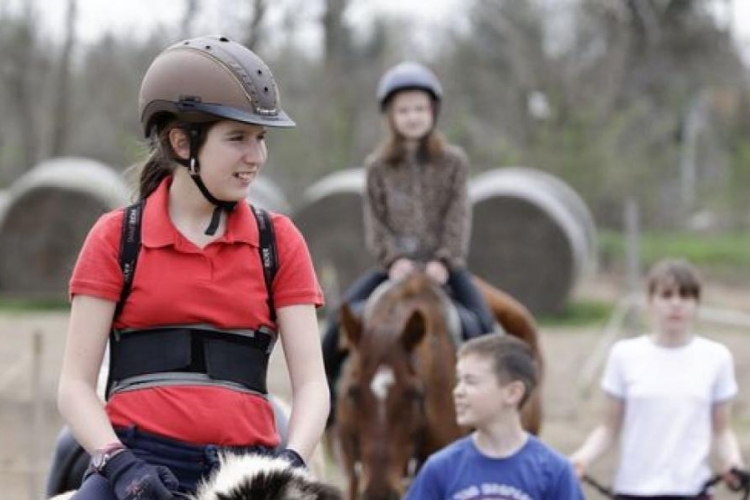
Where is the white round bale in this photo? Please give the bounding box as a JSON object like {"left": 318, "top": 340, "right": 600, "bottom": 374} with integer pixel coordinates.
{"left": 293, "top": 169, "right": 369, "bottom": 305}
{"left": 0, "top": 157, "right": 129, "bottom": 299}
{"left": 468, "top": 168, "right": 597, "bottom": 315}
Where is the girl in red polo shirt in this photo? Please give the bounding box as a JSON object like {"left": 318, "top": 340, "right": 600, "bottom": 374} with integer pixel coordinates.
{"left": 58, "top": 36, "right": 330, "bottom": 500}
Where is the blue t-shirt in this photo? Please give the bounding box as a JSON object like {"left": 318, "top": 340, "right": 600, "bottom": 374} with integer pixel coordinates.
{"left": 404, "top": 434, "right": 584, "bottom": 500}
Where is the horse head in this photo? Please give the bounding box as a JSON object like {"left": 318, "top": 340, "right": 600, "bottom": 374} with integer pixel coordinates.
{"left": 334, "top": 272, "right": 462, "bottom": 500}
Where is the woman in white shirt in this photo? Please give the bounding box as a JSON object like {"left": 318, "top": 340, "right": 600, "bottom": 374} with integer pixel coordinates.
{"left": 570, "top": 258, "right": 745, "bottom": 499}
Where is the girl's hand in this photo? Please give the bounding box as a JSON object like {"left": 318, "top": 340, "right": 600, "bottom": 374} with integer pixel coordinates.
{"left": 723, "top": 467, "right": 749, "bottom": 492}
{"left": 425, "top": 260, "right": 448, "bottom": 284}
{"left": 568, "top": 454, "right": 587, "bottom": 479}
{"left": 389, "top": 258, "right": 416, "bottom": 280}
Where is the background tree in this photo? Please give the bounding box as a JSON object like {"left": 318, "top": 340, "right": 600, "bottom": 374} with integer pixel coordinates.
{"left": 0, "top": 0, "right": 746, "bottom": 230}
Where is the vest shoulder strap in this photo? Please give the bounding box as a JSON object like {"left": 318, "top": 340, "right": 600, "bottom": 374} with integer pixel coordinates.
{"left": 250, "top": 205, "right": 278, "bottom": 322}
{"left": 116, "top": 202, "right": 278, "bottom": 321}
{"left": 115, "top": 201, "right": 144, "bottom": 319}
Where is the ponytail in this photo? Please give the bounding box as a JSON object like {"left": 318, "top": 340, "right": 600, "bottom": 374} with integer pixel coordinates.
{"left": 136, "top": 125, "right": 176, "bottom": 200}
{"left": 134, "top": 121, "right": 214, "bottom": 200}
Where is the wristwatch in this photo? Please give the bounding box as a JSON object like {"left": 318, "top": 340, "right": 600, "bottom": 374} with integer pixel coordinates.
{"left": 91, "top": 443, "right": 126, "bottom": 473}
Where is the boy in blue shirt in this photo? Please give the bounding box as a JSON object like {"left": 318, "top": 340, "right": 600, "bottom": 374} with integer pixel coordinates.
{"left": 405, "top": 334, "right": 583, "bottom": 500}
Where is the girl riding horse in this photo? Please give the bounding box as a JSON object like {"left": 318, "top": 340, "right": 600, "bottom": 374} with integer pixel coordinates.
{"left": 322, "top": 62, "right": 497, "bottom": 423}
{"left": 58, "top": 36, "right": 329, "bottom": 499}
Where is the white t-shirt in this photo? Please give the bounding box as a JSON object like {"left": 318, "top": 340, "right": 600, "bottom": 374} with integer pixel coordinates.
{"left": 601, "top": 335, "right": 737, "bottom": 496}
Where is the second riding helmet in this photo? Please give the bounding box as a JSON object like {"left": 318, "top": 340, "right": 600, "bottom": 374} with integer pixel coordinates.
{"left": 376, "top": 61, "right": 443, "bottom": 112}
{"left": 139, "top": 35, "right": 295, "bottom": 137}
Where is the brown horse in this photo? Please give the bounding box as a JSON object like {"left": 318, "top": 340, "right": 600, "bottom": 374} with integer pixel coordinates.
{"left": 331, "top": 271, "right": 542, "bottom": 500}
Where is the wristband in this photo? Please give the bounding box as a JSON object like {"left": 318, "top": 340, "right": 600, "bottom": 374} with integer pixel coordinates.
{"left": 277, "top": 448, "right": 306, "bottom": 468}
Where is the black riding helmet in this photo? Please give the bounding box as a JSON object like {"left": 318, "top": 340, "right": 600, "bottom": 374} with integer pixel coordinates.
{"left": 138, "top": 35, "right": 295, "bottom": 234}
{"left": 376, "top": 61, "right": 443, "bottom": 113}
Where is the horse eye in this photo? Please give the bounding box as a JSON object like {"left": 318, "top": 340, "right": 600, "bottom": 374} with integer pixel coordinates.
{"left": 405, "top": 386, "right": 423, "bottom": 401}
{"left": 346, "top": 386, "right": 361, "bottom": 399}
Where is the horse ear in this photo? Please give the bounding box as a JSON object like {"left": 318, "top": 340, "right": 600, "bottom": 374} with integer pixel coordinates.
{"left": 401, "top": 310, "right": 426, "bottom": 352}
{"left": 339, "top": 302, "right": 362, "bottom": 348}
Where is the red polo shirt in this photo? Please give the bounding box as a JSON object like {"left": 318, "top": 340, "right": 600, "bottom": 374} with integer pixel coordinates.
{"left": 70, "top": 177, "right": 323, "bottom": 446}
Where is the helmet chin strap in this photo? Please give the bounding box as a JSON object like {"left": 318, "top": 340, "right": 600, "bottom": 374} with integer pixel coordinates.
{"left": 176, "top": 127, "right": 237, "bottom": 236}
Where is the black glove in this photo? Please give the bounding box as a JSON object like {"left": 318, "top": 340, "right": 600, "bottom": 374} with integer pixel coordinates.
{"left": 102, "top": 449, "right": 179, "bottom": 500}
{"left": 276, "top": 448, "right": 306, "bottom": 469}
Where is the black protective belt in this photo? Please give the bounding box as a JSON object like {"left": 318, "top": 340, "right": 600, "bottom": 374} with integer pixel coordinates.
{"left": 106, "top": 325, "right": 275, "bottom": 399}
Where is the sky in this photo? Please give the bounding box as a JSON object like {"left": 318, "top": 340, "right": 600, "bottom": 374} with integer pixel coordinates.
{"left": 8, "top": 0, "right": 750, "bottom": 60}
{"left": 12, "top": 0, "right": 467, "bottom": 58}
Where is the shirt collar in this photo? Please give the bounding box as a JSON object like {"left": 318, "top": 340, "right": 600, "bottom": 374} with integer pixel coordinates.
{"left": 141, "top": 176, "right": 259, "bottom": 248}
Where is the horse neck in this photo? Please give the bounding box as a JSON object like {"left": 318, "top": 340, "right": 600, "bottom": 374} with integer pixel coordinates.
{"left": 416, "top": 312, "right": 461, "bottom": 441}
{"left": 412, "top": 291, "right": 456, "bottom": 385}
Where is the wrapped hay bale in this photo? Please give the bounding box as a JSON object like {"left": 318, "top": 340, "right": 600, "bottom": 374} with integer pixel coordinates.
{"left": 293, "top": 169, "right": 369, "bottom": 304}
{"left": 0, "top": 157, "right": 129, "bottom": 300}
{"left": 468, "top": 167, "right": 597, "bottom": 316}
{"left": 247, "top": 177, "right": 292, "bottom": 215}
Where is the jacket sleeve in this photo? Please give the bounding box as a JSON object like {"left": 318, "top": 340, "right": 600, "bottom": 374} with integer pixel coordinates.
{"left": 434, "top": 149, "right": 471, "bottom": 268}
{"left": 364, "top": 164, "right": 402, "bottom": 269}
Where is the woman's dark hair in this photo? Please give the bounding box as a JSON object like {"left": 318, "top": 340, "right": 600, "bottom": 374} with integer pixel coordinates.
{"left": 646, "top": 258, "right": 702, "bottom": 301}
{"left": 136, "top": 121, "right": 213, "bottom": 200}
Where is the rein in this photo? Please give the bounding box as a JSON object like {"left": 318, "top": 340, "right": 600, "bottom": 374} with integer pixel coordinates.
{"left": 582, "top": 475, "right": 615, "bottom": 498}
{"left": 583, "top": 468, "right": 750, "bottom": 500}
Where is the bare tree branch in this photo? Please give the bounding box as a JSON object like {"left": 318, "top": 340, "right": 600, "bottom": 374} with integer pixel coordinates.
{"left": 243, "top": 0, "right": 268, "bottom": 51}
{"left": 180, "top": 0, "right": 199, "bottom": 38}
{"left": 50, "top": 0, "right": 77, "bottom": 157}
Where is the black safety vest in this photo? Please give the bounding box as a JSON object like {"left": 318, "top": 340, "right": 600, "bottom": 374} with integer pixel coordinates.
{"left": 105, "top": 200, "right": 279, "bottom": 399}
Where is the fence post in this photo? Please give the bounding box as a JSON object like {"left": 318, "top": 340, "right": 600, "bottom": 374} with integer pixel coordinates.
{"left": 29, "top": 330, "right": 44, "bottom": 500}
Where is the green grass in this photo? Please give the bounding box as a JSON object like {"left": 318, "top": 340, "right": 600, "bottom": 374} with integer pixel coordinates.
{"left": 537, "top": 299, "right": 614, "bottom": 327}
{"left": 0, "top": 298, "right": 69, "bottom": 312}
{"left": 598, "top": 230, "right": 750, "bottom": 268}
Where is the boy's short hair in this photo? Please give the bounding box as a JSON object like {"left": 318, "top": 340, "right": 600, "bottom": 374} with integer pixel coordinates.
{"left": 646, "top": 258, "right": 701, "bottom": 301}
{"left": 457, "top": 334, "right": 537, "bottom": 408}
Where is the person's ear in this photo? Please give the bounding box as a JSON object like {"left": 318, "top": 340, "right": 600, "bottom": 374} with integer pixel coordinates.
{"left": 168, "top": 128, "right": 190, "bottom": 160}
{"left": 506, "top": 380, "right": 526, "bottom": 407}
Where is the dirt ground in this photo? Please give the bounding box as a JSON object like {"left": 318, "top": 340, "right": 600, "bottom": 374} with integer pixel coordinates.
{"left": 0, "top": 275, "right": 748, "bottom": 499}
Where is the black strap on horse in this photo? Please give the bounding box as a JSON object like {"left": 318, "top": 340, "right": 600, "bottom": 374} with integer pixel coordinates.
{"left": 115, "top": 200, "right": 278, "bottom": 321}
{"left": 584, "top": 468, "right": 750, "bottom": 500}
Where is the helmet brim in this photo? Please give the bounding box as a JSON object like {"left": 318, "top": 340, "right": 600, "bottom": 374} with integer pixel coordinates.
{"left": 179, "top": 101, "right": 296, "bottom": 128}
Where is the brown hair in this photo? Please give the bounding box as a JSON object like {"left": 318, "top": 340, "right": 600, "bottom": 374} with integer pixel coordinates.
{"left": 458, "top": 334, "right": 537, "bottom": 408}
{"left": 135, "top": 121, "right": 214, "bottom": 200}
{"left": 646, "top": 258, "right": 702, "bottom": 301}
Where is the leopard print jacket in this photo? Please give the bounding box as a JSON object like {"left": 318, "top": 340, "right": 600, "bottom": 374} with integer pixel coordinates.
{"left": 363, "top": 144, "right": 471, "bottom": 269}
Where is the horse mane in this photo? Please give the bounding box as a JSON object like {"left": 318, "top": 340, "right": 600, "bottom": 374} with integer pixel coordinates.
{"left": 192, "top": 453, "right": 342, "bottom": 500}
